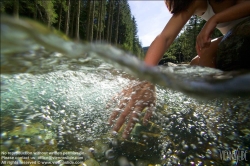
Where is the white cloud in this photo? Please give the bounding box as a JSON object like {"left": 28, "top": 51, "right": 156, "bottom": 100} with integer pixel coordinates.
{"left": 129, "top": 1, "right": 172, "bottom": 47}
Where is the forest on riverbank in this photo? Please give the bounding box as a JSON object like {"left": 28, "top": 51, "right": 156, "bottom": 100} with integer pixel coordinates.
{"left": 1, "top": 0, "right": 145, "bottom": 58}
{"left": 1, "top": 0, "right": 222, "bottom": 63}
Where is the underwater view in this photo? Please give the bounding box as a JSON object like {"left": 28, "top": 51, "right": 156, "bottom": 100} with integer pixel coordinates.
{"left": 1, "top": 15, "right": 250, "bottom": 166}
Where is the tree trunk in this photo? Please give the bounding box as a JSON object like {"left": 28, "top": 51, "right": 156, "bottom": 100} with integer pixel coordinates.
{"left": 109, "top": 0, "right": 114, "bottom": 43}
{"left": 98, "top": 0, "right": 104, "bottom": 41}
{"left": 57, "top": 0, "right": 63, "bottom": 30}
{"left": 33, "top": 0, "right": 38, "bottom": 20}
{"left": 64, "top": 0, "right": 71, "bottom": 36}
{"left": 114, "top": 1, "right": 120, "bottom": 45}
{"left": 89, "top": 1, "right": 95, "bottom": 42}
{"left": 13, "top": 0, "right": 19, "bottom": 19}
{"left": 96, "top": 1, "right": 100, "bottom": 40}
{"left": 39, "top": 1, "right": 51, "bottom": 27}
{"left": 70, "top": 0, "right": 76, "bottom": 38}
{"left": 47, "top": 18, "right": 51, "bottom": 27}
{"left": 106, "top": 0, "right": 112, "bottom": 41}
{"left": 86, "top": 0, "right": 91, "bottom": 40}
{"left": 75, "top": 0, "right": 80, "bottom": 40}
{"left": 102, "top": 26, "right": 105, "bottom": 40}
{"left": 37, "top": 4, "right": 46, "bottom": 23}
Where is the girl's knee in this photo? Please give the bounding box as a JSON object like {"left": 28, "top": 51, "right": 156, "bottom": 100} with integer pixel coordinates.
{"left": 190, "top": 56, "right": 200, "bottom": 66}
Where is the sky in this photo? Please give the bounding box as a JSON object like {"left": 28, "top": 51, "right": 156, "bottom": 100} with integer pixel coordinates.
{"left": 128, "top": 1, "right": 172, "bottom": 47}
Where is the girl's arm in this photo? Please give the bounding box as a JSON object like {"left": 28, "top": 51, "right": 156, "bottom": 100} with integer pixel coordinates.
{"left": 144, "top": 4, "right": 196, "bottom": 66}
{"left": 108, "top": 1, "right": 202, "bottom": 139}
{"left": 214, "top": 0, "right": 250, "bottom": 24}
{"left": 196, "top": 1, "right": 250, "bottom": 51}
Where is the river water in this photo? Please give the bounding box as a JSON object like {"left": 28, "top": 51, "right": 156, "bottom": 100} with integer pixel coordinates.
{"left": 1, "top": 15, "right": 250, "bottom": 166}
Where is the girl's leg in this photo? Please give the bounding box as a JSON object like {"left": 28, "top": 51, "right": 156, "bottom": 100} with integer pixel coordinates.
{"left": 190, "top": 37, "right": 223, "bottom": 68}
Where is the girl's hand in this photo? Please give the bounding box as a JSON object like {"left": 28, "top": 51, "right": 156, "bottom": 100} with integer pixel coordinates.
{"left": 196, "top": 17, "right": 217, "bottom": 56}
{"left": 108, "top": 81, "right": 156, "bottom": 139}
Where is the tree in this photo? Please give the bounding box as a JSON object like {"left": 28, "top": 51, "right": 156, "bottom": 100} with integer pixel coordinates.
{"left": 116, "top": 0, "right": 134, "bottom": 51}
{"left": 105, "top": 0, "right": 112, "bottom": 42}
{"left": 96, "top": 0, "right": 104, "bottom": 40}
{"left": 69, "top": 0, "right": 76, "bottom": 37}
{"left": 33, "top": 0, "right": 38, "bottom": 19}
{"left": 108, "top": 0, "right": 114, "bottom": 42}
{"left": 100, "top": 1, "right": 106, "bottom": 40}
{"left": 13, "top": 0, "right": 19, "bottom": 19}
{"left": 132, "top": 16, "right": 144, "bottom": 58}
{"left": 89, "top": 1, "right": 95, "bottom": 42}
{"left": 37, "top": 0, "right": 57, "bottom": 27}
{"left": 57, "top": 0, "right": 63, "bottom": 30}
{"left": 114, "top": 0, "right": 120, "bottom": 45}
{"left": 86, "top": 0, "right": 91, "bottom": 40}
{"left": 75, "top": 0, "right": 80, "bottom": 40}
{"left": 64, "top": 0, "right": 70, "bottom": 35}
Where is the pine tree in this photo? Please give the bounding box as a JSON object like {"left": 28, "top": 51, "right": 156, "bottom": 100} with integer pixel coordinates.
{"left": 64, "top": 0, "right": 71, "bottom": 35}
{"left": 13, "top": 0, "right": 19, "bottom": 19}
{"left": 114, "top": 0, "right": 120, "bottom": 45}
{"left": 89, "top": 1, "right": 95, "bottom": 42}
{"left": 75, "top": 0, "right": 81, "bottom": 40}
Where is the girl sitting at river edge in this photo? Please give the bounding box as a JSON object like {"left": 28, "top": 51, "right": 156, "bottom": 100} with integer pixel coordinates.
{"left": 108, "top": 0, "right": 250, "bottom": 138}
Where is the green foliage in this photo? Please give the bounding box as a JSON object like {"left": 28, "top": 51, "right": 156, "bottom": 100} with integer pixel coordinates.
{"left": 37, "top": 0, "right": 58, "bottom": 25}
{"left": 163, "top": 39, "right": 179, "bottom": 63}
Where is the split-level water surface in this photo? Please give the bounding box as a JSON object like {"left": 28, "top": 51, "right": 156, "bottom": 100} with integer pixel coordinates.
{"left": 1, "top": 16, "right": 250, "bottom": 165}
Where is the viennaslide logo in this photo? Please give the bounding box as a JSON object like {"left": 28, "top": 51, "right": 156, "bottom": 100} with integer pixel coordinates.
{"left": 218, "top": 147, "right": 248, "bottom": 165}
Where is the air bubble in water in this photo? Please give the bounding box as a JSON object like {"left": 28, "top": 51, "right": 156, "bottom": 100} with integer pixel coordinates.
{"left": 105, "top": 149, "right": 116, "bottom": 160}
{"left": 3, "top": 140, "right": 13, "bottom": 148}
{"left": 25, "top": 138, "right": 30, "bottom": 143}
{"left": 59, "top": 110, "right": 65, "bottom": 114}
